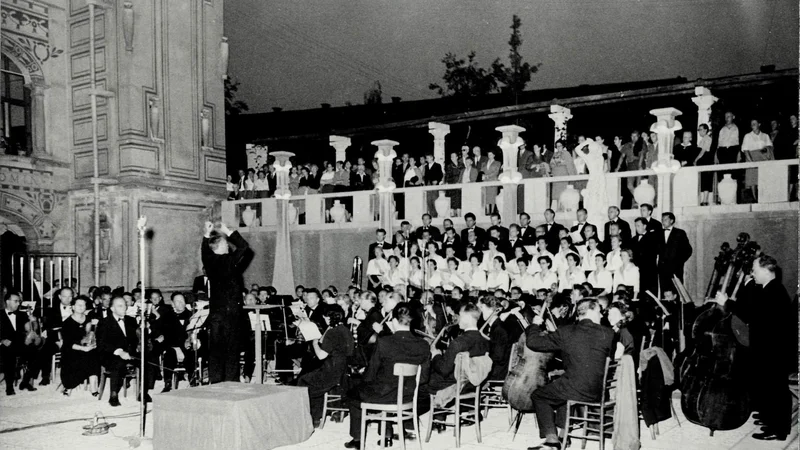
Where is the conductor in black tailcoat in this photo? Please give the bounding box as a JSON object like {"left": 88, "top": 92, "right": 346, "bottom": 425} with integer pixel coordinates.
{"left": 526, "top": 298, "right": 614, "bottom": 448}
{"left": 201, "top": 221, "right": 251, "bottom": 383}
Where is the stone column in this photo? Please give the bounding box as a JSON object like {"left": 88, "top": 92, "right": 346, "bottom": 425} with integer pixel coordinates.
{"left": 428, "top": 122, "right": 450, "bottom": 165}
{"left": 649, "top": 108, "right": 683, "bottom": 213}
{"left": 372, "top": 139, "right": 398, "bottom": 231}
{"left": 329, "top": 135, "right": 351, "bottom": 163}
{"left": 270, "top": 151, "right": 295, "bottom": 293}
{"left": 27, "top": 77, "right": 47, "bottom": 156}
{"left": 692, "top": 86, "right": 718, "bottom": 140}
{"left": 496, "top": 125, "right": 525, "bottom": 223}
{"left": 549, "top": 105, "right": 572, "bottom": 148}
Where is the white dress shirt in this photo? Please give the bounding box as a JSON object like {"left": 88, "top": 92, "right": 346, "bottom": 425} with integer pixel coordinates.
{"left": 512, "top": 273, "right": 537, "bottom": 294}
{"left": 717, "top": 124, "right": 740, "bottom": 148}
{"left": 60, "top": 304, "right": 73, "bottom": 321}
{"left": 663, "top": 227, "right": 673, "bottom": 243}
{"left": 469, "top": 269, "right": 487, "bottom": 291}
{"left": 367, "top": 258, "right": 390, "bottom": 276}
{"left": 606, "top": 249, "right": 623, "bottom": 274}
{"left": 5, "top": 310, "right": 16, "bottom": 331}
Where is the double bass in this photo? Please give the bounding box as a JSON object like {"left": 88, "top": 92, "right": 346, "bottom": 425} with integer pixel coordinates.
{"left": 678, "top": 236, "right": 758, "bottom": 435}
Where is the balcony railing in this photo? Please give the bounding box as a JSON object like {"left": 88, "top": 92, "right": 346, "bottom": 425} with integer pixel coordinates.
{"left": 222, "top": 159, "right": 798, "bottom": 231}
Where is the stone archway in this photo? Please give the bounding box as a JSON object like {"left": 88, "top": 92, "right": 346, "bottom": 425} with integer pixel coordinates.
{"left": 0, "top": 214, "right": 29, "bottom": 292}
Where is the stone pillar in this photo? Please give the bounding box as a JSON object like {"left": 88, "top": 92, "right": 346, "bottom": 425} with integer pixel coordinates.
{"left": 548, "top": 105, "right": 572, "bottom": 148}
{"left": 692, "top": 86, "right": 718, "bottom": 138}
{"left": 496, "top": 125, "right": 525, "bottom": 223}
{"left": 27, "top": 78, "right": 47, "bottom": 156}
{"left": 428, "top": 122, "right": 450, "bottom": 166}
{"left": 329, "top": 135, "right": 351, "bottom": 163}
{"left": 270, "top": 151, "right": 295, "bottom": 293}
{"left": 372, "top": 139, "right": 398, "bottom": 231}
{"left": 649, "top": 108, "right": 683, "bottom": 213}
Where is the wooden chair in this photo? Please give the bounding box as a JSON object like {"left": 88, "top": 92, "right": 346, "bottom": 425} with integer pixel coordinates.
{"left": 320, "top": 376, "right": 349, "bottom": 429}
{"left": 789, "top": 373, "right": 799, "bottom": 424}
{"left": 425, "top": 352, "right": 483, "bottom": 448}
{"left": 480, "top": 344, "right": 516, "bottom": 425}
{"left": 561, "top": 357, "right": 617, "bottom": 450}
{"left": 359, "top": 363, "right": 422, "bottom": 450}
{"left": 159, "top": 353, "right": 187, "bottom": 390}
{"left": 97, "top": 365, "right": 140, "bottom": 400}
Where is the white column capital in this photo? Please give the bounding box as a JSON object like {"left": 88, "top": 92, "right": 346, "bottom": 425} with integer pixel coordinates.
{"left": 496, "top": 125, "right": 525, "bottom": 184}
{"left": 649, "top": 108, "right": 683, "bottom": 172}
{"left": 372, "top": 139, "right": 399, "bottom": 190}
{"left": 548, "top": 105, "right": 572, "bottom": 123}
{"left": 691, "top": 87, "right": 718, "bottom": 132}
{"left": 495, "top": 124, "right": 526, "bottom": 145}
{"left": 329, "top": 135, "right": 351, "bottom": 162}
{"left": 271, "top": 151, "right": 296, "bottom": 199}
{"left": 428, "top": 122, "right": 450, "bottom": 139}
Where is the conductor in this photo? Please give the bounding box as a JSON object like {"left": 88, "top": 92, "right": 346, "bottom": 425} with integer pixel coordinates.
{"left": 201, "top": 221, "right": 250, "bottom": 383}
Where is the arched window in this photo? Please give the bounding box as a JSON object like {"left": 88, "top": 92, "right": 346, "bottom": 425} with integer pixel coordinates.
{"left": 1, "top": 54, "right": 32, "bottom": 156}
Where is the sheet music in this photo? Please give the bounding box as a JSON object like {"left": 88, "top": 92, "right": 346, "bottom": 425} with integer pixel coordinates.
{"left": 290, "top": 302, "right": 308, "bottom": 320}
{"left": 248, "top": 312, "right": 271, "bottom": 332}
{"left": 296, "top": 320, "right": 321, "bottom": 341}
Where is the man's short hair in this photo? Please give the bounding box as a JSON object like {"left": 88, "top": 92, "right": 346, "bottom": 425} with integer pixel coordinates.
{"left": 4, "top": 291, "right": 21, "bottom": 302}
{"left": 545, "top": 208, "right": 555, "bottom": 215}
{"left": 393, "top": 304, "right": 414, "bottom": 326}
{"left": 575, "top": 298, "right": 599, "bottom": 318}
{"left": 58, "top": 287, "right": 74, "bottom": 297}
{"left": 520, "top": 212, "right": 530, "bottom": 220}
{"left": 640, "top": 203, "right": 653, "bottom": 213}
{"left": 662, "top": 212, "right": 676, "bottom": 222}
{"left": 509, "top": 224, "right": 519, "bottom": 231}
{"left": 422, "top": 213, "right": 432, "bottom": 220}
{"left": 756, "top": 254, "right": 778, "bottom": 273}
{"left": 577, "top": 208, "right": 587, "bottom": 214}
{"left": 401, "top": 221, "right": 411, "bottom": 227}
{"left": 634, "top": 217, "right": 646, "bottom": 225}
{"left": 464, "top": 212, "right": 476, "bottom": 221}
{"left": 305, "top": 288, "right": 321, "bottom": 299}
{"left": 376, "top": 228, "right": 386, "bottom": 235}
{"left": 459, "top": 302, "right": 481, "bottom": 321}
{"left": 609, "top": 206, "right": 620, "bottom": 214}
{"left": 491, "top": 213, "right": 501, "bottom": 220}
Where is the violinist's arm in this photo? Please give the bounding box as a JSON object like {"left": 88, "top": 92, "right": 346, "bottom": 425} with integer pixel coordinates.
{"left": 525, "top": 326, "right": 563, "bottom": 352}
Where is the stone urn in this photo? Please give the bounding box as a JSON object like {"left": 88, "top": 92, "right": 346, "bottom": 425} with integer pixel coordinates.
{"left": 718, "top": 174, "right": 737, "bottom": 205}
{"left": 287, "top": 202, "right": 298, "bottom": 224}
{"left": 434, "top": 191, "right": 451, "bottom": 218}
{"left": 633, "top": 179, "right": 656, "bottom": 207}
{"left": 330, "top": 200, "right": 347, "bottom": 223}
{"left": 241, "top": 205, "right": 255, "bottom": 227}
{"left": 559, "top": 185, "right": 581, "bottom": 212}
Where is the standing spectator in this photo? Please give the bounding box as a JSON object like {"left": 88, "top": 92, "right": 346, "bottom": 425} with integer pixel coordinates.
{"left": 423, "top": 153, "right": 444, "bottom": 216}
{"left": 445, "top": 152, "right": 462, "bottom": 214}
{"left": 243, "top": 169, "right": 256, "bottom": 199}
{"left": 673, "top": 131, "right": 699, "bottom": 167}
{"left": 333, "top": 161, "right": 350, "bottom": 192}
{"left": 609, "top": 136, "right": 623, "bottom": 173}
{"left": 472, "top": 146, "right": 488, "bottom": 178}
{"left": 717, "top": 111, "right": 741, "bottom": 163}
{"left": 741, "top": 118, "right": 774, "bottom": 201}
{"left": 288, "top": 166, "right": 301, "bottom": 194}
{"left": 572, "top": 136, "right": 588, "bottom": 192}
{"left": 308, "top": 164, "right": 321, "bottom": 193}
{"left": 254, "top": 171, "right": 269, "bottom": 198}
{"left": 319, "top": 162, "right": 336, "bottom": 193}
{"left": 391, "top": 158, "right": 404, "bottom": 186}
{"left": 518, "top": 142, "right": 536, "bottom": 178}
{"left": 226, "top": 175, "right": 236, "bottom": 200}
{"left": 618, "top": 131, "right": 643, "bottom": 209}
{"left": 298, "top": 166, "right": 313, "bottom": 194}
{"left": 236, "top": 169, "right": 246, "bottom": 199}
{"left": 528, "top": 143, "right": 549, "bottom": 178}
{"left": 267, "top": 164, "right": 277, "bottom": 197}
{"left": 549, "top": 140, "right": 577, "bottom": 209}
{"left": 481, "top": 149, "right": 502, "bottom": 215}
{"left": 769, "top": 119, "right": 788, "bottom": 160}
{"left": 351, "top": 163, "right": 373, "bottom": 190}
{"left": 696, "top": 124, "right": 715, "bottom": 205}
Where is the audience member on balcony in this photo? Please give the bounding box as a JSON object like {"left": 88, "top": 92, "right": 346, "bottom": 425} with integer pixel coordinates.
{"left": 445, "top": 152, "right": 463, "bottom": 212}
{"left": 609, "top": 136, "right": 624, "bottom": 172}
{"left": 235, "top": 169, "right": 246, "bottom": 199}
{"left": 254, "top": 171, "right": 269, "bottom": 198}
{"left": 790, "top": 115, "right": 799, "bottom": 156}
{"left": 267, "top": 165, "right": 277, "bottom": 197}
{"left": 518, "top": 142, "right": 535, "bottom": 178}
{"left": 640, "top": 132, "right": 658, "bottom": 186}
{"left": 332, "top": 161, "right": 350, "bottom": 192}
{"left": 423, "top": 153, "right": 444, "bottom": 186}
{"left": 459, "top": 155, "right": 479, "bottom": 191}
{"left": 243, "top": 169, "right": 256, "bottom": 199}
{"left": 288, "top": 166, "right": 301, "bottom": 194}
{"left": 716, "top": 111, "right": 741, "bottom": 164}
{"left": 298, "top": 166, "right": 314, "bottom": 194}
{"left": 472, "top": 146, "right": 488, "bottom": 178}
{"left": 549, "top": 140, "right": 577, "bottom": 206}
{"left": 226, "top": 175, "right": 236, "bottom": 200}
{"left": 403, "top": 157, "right": 423, "bottom": 187}
{"left": 696, "top": 124, "right": 715, "bottom": 205}
{"left": 674, "top": 131, "right": 700, "bottom": 168}
{"left": 350, "top": 163, "right": 373, "bottom": 191}
{"left": 318, "top": 162, "right": 336, "bottom": 193}
{"left": 481, "top": 149, "right": 502, "bottom": 215}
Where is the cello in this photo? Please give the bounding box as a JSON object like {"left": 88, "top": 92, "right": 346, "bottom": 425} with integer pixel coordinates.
{"left": 678, "top": 236, "right": 758, "bottom": 435}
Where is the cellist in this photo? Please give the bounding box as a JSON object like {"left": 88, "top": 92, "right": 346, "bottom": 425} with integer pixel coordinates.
{"left": 713, "top": 254, "right": 793, "bottom": 441}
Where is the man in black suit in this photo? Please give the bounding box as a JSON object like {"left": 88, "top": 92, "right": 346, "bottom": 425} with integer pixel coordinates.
{"left": 640, "top": 203, "right": 662, "bottom": 234}
{"left": 38, "top": 286, "right": 76, "bottom": 386}
{"left": 504, "top": 224, "right": 526, "bottom": 261}
{"left": 96, "top": 296, "right": 139, "bottom": 406}
{"left": 603, "top": 206, "right": 632, "bottom": 243}
{"left": 714, "top": 255, "right": 794, "bottom": 441}
{"left": 569, "top": 208, "right": 593, "bottom": 246}
{"left": 487, "top": 213, "right": 509, "bottom": 242}
{"left": 440, "top": 227, "right": 463, "bottom": 258}
{"left": 658, "top": 213, "right": 692, "bottom": 291}
{"left": 540, "top": 209, "right": 565, "bottom": 254}
{"left": 368, "top": 228, "right": 393, "bottom": 261}
{"left": 518, "top": 212, "right": 536, "bottom": 246}
{"left": 460, "top": 212, "right": 486, "bottom": 250}
{"left": 394, "top": 221, "right": 416, "bottom": 247}
{"left": 343, "top": 305, "right": 431, "bottom": 449}
{"left": 201, "top": 221, "right": 250, "bottom": 384}
{"left": 1, "top": 292, "right": 31, "bottom": 395}
{"left": 423, "top": 153, "right": 444, "bottom": 186}
{"left": 630, "top": 217, "right": 660, "bottom": 298}
{"left": 426, "top": 302, "right": 490, "bottom": 393}
{"left": 192, "top": 268, "right": 210, "bottom": 294}
{"left": 526, "top": 298, "right": 614, "bottom": 449}
{"left": 351, "top": 163, "right": 373, "bottom": 190}
{"left": 415, "top": 214, "right": 441, "bottom": 243}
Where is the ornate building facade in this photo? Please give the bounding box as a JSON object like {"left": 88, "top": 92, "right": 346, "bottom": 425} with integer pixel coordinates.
{"left": 1, "top": 0, "right": 227, "bottom": 291}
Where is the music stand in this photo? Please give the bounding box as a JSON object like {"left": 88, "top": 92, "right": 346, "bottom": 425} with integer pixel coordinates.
{"left": 263, "top": 296, "right": 298, "bottom": 378}
{"left": 242, "top": 304, "right": 281, "bottom": 384}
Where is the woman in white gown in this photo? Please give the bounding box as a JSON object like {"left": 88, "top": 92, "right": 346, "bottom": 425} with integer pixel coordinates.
{"left": 559, "top": 253, "right": 587, "bottom": 292}
{"left": 532, "top": 255, "right": 559, "bottom": 292}
{"left": 467, "top": 254, "right": 487, "bottom": 292}
{"left": 408, "top": 256, "right": 423, "bottom": 290}
{"left": 383, "top": 256, "right": 407, "bottom": 290}
{"left": 613, "top": 249, "right": 640, "bottom": 297}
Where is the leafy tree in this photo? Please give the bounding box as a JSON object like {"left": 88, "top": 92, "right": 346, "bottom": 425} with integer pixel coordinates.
{"left": 364, "top": 81, "right": 383, "bottom": 105}
{"left": 493, "top": 15, "right": 541, "bottom": 100}
{"left": 225, "top": 78, "right": 249, "bottom": 116}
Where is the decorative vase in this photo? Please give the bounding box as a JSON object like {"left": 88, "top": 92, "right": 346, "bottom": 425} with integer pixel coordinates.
{"left": 287, "top": 202, "right": 297, "bottom": 225}
{"left": 718, "top": 174, "right": 737, "bottom": 205}
{"left": 633, "top": 179, "right": 656, "bottom": 207}
{"left": 559, "top": 184, "right": 581, "bottom": 212}
{"left": 241, "top": 206, "right": 255, "bottom": 227}
{"left": 434, "top": 192, "right": 451, "bottom": 218}
{"left": 330, "top": 200, "right": 346, "bottom": 223}
{"left": 123, "top": 2, "right": 134, "bottom": 51}
{"left": 148, "top": 97, "right": 160, "bottom": 140}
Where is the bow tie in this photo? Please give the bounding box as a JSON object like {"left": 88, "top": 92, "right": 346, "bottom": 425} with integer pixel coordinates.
{"left": 117, "top": 318, "right": 124, "bottom": 323}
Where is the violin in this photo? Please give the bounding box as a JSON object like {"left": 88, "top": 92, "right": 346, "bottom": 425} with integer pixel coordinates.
{"left": 24, "top": 317, "right": 44, "bottom": 348}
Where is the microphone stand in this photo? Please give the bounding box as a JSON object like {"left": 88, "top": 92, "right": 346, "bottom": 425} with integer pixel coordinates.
{"left": 136, "top": 216, "right": 147, "bottom": 438}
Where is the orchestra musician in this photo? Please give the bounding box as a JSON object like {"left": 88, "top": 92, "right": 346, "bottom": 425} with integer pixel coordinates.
{"left": 343, "top": 305, "right": 431, "bottom": 449}
{"left": 713, "top": 254, "right": 793, "bottom": 441}
{"left": 477, "top": 296, "right": 510, "bottom": 381}
{"left": 96, "top": 296, "right": 139, "bottom": 406}
{"left": 38, "top": 286, "right": 76, "bottom": 386}
{"left": 1, "top": 292, "right": 30, "bottom": 395}
{"left": 201, "top": 221, "right": 251, "bottom": 383}
{"left": 59, "top": 295, "right": 100, "bottom": 396}
{"left": 525, "top": 298, "right": 614, "bottom": 450}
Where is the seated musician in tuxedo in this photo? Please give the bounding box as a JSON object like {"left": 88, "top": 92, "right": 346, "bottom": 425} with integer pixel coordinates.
{"left": 96, "top": 296, "right": 140, "bottom": 406}
{"left": 1, "top": 292, "right": 33, "bottom": 395}
{"left": 426, "top": 302, "right": 491, "bottom": 394}
{"left": 525, "top": 298, "right": 614, "bottom": 449}
{"left": 160, "top": 292, "right": 194, "bottom": 392}
{"left": 343, "top": 305, "right": 431, "bottom": 449}
{"left": 38, "top": 286, "right": 76, "bottom": 387}
{"left": 477, "top": 296, "right": 511, "bottom": 381}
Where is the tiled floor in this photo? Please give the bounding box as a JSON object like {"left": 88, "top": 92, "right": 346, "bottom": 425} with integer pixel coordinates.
{"left": 0, "top": 379, "right": 796, "bottom": 450}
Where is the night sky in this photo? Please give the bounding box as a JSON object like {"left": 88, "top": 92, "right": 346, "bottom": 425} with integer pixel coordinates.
{"left": 225, "top": 0, "right": 799, "bottom": 113}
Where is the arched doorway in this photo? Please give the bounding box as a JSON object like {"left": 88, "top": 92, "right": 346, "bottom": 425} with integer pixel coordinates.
{"left": 0, "top": 222, "right": 27, "bottom": 293}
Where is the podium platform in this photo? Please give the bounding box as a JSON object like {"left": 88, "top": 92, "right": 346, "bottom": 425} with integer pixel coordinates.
{"left": 154, "top": 382, "right": 313, "bottom": 450}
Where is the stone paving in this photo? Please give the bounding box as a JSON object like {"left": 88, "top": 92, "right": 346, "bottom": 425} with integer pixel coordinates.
{"left": 0, "top": 378, "right": 796, "bottom": 450}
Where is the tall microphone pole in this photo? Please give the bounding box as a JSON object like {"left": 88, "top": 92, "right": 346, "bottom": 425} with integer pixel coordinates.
{"left": 137, "top": 216, "right": 147, "bottom": 438}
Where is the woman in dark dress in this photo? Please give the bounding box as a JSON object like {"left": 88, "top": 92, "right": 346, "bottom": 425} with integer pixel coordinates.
{"left": 60, "top": 296, "right": 100, "bottom": 395}
{"left": 297, "top": 307, "right": 355, "bottom": 426}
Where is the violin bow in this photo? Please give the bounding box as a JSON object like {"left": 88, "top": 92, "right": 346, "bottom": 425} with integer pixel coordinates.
{"left": 479, "top": 308, "right": 499, "bottom": 338}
